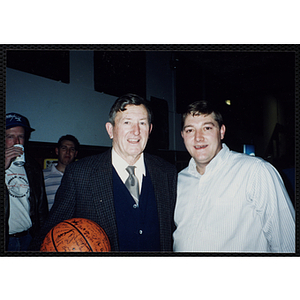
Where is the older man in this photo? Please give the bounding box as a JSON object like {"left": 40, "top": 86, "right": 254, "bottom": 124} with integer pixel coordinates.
{"left": 30, "top": 94, "right": 177, "bottom": 252}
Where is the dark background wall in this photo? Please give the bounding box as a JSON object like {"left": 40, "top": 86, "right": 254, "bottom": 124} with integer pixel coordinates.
{"left": 5, "top": 46, "right": 296, "bottom": 200}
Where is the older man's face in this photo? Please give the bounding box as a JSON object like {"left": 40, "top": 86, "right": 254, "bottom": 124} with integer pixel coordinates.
{"left": 106, "top": 104, "right": 152, "bottom": 165}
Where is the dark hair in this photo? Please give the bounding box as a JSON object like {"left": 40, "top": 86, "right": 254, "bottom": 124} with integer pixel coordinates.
{"left": 108, "top": 93, "right": 152, "bottom": 126}
{"left": 182, "top": 100, "right": 224, "bottom": 130}
{"left": 57, "top": 135, "right": 80, "bottom": 151}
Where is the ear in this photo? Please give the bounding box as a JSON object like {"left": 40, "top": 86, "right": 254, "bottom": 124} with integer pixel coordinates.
{"left": 105, "top": 122, "right": 113, "bottom": 139}
{"left": 74, "top": 151, "right": 78, "bottom": 158}
{"left": 149, "top": 124, "right": 153, "bottom": 134}
{"left": 55, "top": 147, "right": 59, "bottom": 156}
{"left": 220, "top": 125, "right": 226, "bottom": 140}
{"left": 181, "top": 130, "right": 184, "bottom": 139}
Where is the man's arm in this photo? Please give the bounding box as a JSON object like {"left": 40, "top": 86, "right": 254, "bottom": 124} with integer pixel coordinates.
{"left": 251, "top": 161, "right": 295, "bottom": 253}
{"left": 29, "top": 166, "right": 76, "bottom": 251}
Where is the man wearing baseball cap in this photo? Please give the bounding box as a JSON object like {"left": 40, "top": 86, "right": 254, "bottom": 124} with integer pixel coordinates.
{"left": 5, "top": 112, "right": 48, "bottom": 251}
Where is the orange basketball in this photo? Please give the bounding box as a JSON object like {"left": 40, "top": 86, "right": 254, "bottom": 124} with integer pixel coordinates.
{"left": 40, "top": 218, "right": 111, "bottom": 252}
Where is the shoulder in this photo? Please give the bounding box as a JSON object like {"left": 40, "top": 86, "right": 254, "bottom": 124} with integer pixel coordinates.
{"left": 25, "top": 155, "right": 43, "bottom": 172}
{"left": 178, "top": 165, "right": 189, "bottom": 177}
{"left": 42, "top": 165, "right": 53, "bottom": 178}
{"left": 226, "top": 151, "right": 280, "bottom": 181}
{"left": 144, "top": 153, "right": 177, "bottom": 174}
{"left": 24, "top": 155, "right": 44, "bottom": 183}
{"left": 43, "top": 166, "right": 51, "bottom": 173}
{"left": 66, "top": 150, "right": 111, "bottom": 173}
{"left": 219, "top": 144, "right": 265, "bottom": 169}
{"left": 227, "top": 150, "right": 265, "bottom": 167}
{"left": 178, "top": 163, "right": 197, "bottom": 184}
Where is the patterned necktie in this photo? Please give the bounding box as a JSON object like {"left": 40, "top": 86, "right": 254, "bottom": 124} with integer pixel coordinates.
{"left": 125, "top": 166, "right": 139, "bottom": 203}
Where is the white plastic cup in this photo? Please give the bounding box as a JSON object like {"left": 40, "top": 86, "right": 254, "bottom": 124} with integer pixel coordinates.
{"left": 13, "top": 144, "right": 25, "bottom": 166}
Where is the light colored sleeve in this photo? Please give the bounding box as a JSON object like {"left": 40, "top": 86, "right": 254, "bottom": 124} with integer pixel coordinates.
{"left": 250, "top": 160, "right": 295, "bottom": 253}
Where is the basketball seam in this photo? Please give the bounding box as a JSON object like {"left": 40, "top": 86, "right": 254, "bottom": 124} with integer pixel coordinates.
{"left": 63, "top": 220, "right": 94, "bottom": 252}
{"left": 51, "top": 228, "right": 58, "bottom": 252}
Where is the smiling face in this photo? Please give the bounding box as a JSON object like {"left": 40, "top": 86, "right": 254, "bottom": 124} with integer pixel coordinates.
{"left": 106, "top": 104, "right": 152, "bottom": 165}
{"left": 181, "top": 113, "right": 225, "bottom": 175}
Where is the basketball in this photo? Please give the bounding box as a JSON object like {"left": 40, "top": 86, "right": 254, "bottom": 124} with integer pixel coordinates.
{"left": 40, "top": 218, "right": 111, "bottom": 252}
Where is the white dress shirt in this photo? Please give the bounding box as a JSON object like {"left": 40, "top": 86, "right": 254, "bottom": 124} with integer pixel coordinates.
{"left": 173, "top": 144, "right": 295, "bottom": 253}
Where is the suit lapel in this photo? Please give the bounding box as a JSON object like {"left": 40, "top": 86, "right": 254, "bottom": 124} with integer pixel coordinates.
{"left": 145, "top": 155, "right": 167, "bottom": 206}
{"left": 90, "top": 150, "right": 119, "bottom": 250}
{"left": 90, "top": 151, "right": 114, "bottom": 208}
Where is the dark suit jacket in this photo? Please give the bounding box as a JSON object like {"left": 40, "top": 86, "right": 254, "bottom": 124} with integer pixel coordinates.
{"left": 30, "top": 149, "right": 177, "bottom": 252}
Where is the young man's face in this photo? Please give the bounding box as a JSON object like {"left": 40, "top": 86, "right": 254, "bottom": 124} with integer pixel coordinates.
{"left": 106, "top": 104, "right": 152, "bottom": 165}
{"left": 56, "top": 140, "right": 78, "bottom": 166}
{"left": 181, "top": 113, "right": 225, "bottom": 174}
{"left": 5, "top": 126, "right": 25, "bottom": 148}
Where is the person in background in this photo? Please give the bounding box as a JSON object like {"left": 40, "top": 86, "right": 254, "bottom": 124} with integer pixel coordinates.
{"left": 30, "top": 93, "right": 177, "bottom": 252}
{"left": 173, "top": 100, "right": 295, "bottom": 253}
{"left": 43, "top": 135, "right": 79, "bottom": 210}
{"left": 5, "top": 112, "right": 48, "bottom": 251}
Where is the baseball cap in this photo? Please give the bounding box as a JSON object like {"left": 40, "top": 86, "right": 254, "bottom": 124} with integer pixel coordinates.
{"left": 6, "top": 112, "right": 35, "bottom": 132}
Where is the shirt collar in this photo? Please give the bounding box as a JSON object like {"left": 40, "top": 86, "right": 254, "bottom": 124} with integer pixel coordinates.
{"left": 111, "top": 148, "right": 146, "bottom": 182}
{"left": 53, "top": 163, "right": 63, "bottom": 175}
{"left": 188, "top": 143, "right": 230, "bottom": 176}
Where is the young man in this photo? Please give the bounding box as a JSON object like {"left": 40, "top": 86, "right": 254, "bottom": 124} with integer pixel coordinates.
{"left": 30, "top": 94, "right": 177, "bottom": 252}
{"left": 5, "top": 112, "right": 48, "bottom": 251}
{"left": 173, "top": 101, "right": 295, "bottom": 253}
{"left": 43, "top": 135, "right": 79, "bottom": 210}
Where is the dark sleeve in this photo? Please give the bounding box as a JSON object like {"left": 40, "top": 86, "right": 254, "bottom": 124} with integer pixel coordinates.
{"left": 170, "top": 166, "right": 178, "bottom": 235}
{"left": 5, "top": 187, "right": 10, "bottom": 251}
{"left": 165, "top": 163, "right": 177, "bottom": 236}
{"left": 25, "top": 156, "right": 49, "bottom": 236}
{"left": 146, "top": 154, "right": 178, "bottom": 251}
{"left": 37, "top": 166, "right": 49, "bottom": 228}
{"left": 161, "top": 161, "right": 177, "bottom": 250}
{"left": 28, "top": 165, "right": 77, "bottom": 251}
